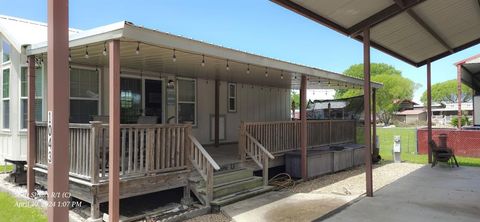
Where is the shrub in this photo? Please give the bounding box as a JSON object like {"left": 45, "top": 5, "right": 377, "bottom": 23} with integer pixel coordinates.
{"left": 450, "top": 115, "right": 470, "bottom": 127}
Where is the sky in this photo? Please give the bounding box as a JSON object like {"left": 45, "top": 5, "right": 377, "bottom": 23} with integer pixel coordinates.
{"left": 1, "top": 0, "right": 479, "bottom": 104}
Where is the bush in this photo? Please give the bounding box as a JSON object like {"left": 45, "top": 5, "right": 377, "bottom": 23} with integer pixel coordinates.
{"left": 450, "top": 115, "right": 470, "bottom": 127}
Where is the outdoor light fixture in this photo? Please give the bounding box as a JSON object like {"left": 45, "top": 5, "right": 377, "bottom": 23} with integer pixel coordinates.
{"left": 84, "top": 45, "right": 89, "bottom": 59}
{"left": 226, "top": 60, "right": 230, "bottom": 71}
{"left": 172, "top": 49, "right": 177, "bottom": 62}
{"left": 168, "top": 80, "right": 175, "bottom": 87}
{"left": 328, "top": 81, "right": 331, "bottom": 86}
{"left": 281, "top": 70, "right": 284, "bottom": 79}
{"left": 136, "top": 42, "right": 140, "bottom": 55}
{"left": 103, "top": 42, "right": 107, "bottom": 56}
{"left": 68, "top": 51, "right": 72, "bottom": 62}
{"left": 201, "top": 55, "right": 205, "bottom": 67}
{"left": 246, "top": 64, "right": 250, "bottom": 74}
{"left": 265, "top": 67, "right": 268, "bottom": 77}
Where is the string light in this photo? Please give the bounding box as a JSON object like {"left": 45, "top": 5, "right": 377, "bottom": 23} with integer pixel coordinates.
{"left": 103, "top": 42, "right": 107, "bottom": 56}
{"left": 246, "top": 64, "right": 250, "bottom": 74}
{"left": 226, "top": 60, "right": 230, "bottom": 71}
{"left": 135, "top": 42, "right": 140, "bottom": 55}
{"left": 172, "top": 49, "right": 177, "bottom": 62}
{"left": 281, "top": 70, "right": 284, "bottom": 79}
{"left": 84, "top": 45, "right": 89, "bottom": 59}
{"left": 265, "top": 67, "right": 268, "bottom": 77}
{"left": 201, "top": 54, "right": 205, "bottom": 67}
{"left": 68, "top": 50, "right": 72, "bottom": 61}
{"left": 328, "top": 81, "right": 331, "bottom": 86}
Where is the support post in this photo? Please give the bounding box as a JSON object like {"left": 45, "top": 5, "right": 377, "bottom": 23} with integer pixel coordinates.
{"left": 363, "top": 28, "right": 373, "bottom": 197}
{"left": 300, "top": 75, "right": 308, "bottom": 180}
{"left": 427, "top": 62, "right": 432, "bottom": 163}
{"left": 457, "top": 65, "right": 462, "bottom": 129}
{"left": 372, "top": 88, "right": 378, "bottom": 162}
{"left": 215, "top": 79, "right": 219, "bottom": 147}
{"left": 108, "top": 40, "right": 121, "bottom": 222}
{"left": 47, "top": 0, "right": 70, "bottom": 220}
{"left": 27, "top": 56, "right": 36, "bottom": 198}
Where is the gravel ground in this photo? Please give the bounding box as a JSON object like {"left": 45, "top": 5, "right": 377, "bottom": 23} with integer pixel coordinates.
{"left": 183, "top": 213, "right": 230, "bottom": 222}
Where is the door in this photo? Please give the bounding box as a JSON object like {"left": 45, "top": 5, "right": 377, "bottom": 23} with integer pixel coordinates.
{"left": 144, "top": 79, "right": 163, "bottom": 122}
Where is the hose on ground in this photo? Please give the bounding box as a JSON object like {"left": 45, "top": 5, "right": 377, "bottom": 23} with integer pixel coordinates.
{"left": 268, "top": 173, "right": 295, "bottom": 190}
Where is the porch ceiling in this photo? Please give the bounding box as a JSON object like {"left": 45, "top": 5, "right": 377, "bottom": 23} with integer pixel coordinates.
{"left": 459, "top": 54, "right": 480, "bottom": 91}
{"left": 27, "top": 21, "right": 382, "bottom": 90}
{"left": 272, "top": 0, "right": 480, "bottom": 67}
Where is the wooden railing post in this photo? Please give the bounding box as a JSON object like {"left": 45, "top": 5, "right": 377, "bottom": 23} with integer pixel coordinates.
{"left": 263, "top": 153, "right": 269, "bottom": 186}
{"left": 206, "top": 165, "right": 214, "bottom": 204}
{"left": 239, "top": 121, "right": 246, "bottom": 163}
{"left": 89, "top": 121, "right": 101, "bottom": 184}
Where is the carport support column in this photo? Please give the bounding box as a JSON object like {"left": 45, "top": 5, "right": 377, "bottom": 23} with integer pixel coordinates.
{"left": 46, "top": 0, "right": 70, "bottom": 221}
{"left": 363, "top": 28, "right": 373, "bottom": 197}
{"left": 27, "top": 55, "right": 36, "bottom": 198}
{"left": 427, "top": 62, "right": 432, "bottom": 163}
{"left": 372, "top": 88, "right": 377, "bottom": 161}
{"left": 108, "top": 40, "right": 121, "bottom": 222}
{"left": 457, "top": 65, "right": 462, "bottom": 129}
{"left": 215, "top": 79, "right": 220, "bottom": 147}
{"left": 300, "top": 75, "right": 308, "bottom": 180}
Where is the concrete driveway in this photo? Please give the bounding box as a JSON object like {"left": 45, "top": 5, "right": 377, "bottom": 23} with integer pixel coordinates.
{"left": 322, "top": 165, "right": 480, "bottom": 222}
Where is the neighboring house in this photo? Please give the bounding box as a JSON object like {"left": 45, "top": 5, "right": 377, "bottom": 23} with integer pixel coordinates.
{"left": 394, "top": 99, "right": 418, "bottom": 111}
{"left": 432, "top": 102, "right": 473, "bottom": 126}
{"left": 0, "top": 16, "right": 80, "bottom": 164}
{"left": 393, "top": 109, "right": 427, "bottom": 125}
{"left": 306, "top": 95, "right": 364, "bottom": 120}
{"left": 2, "top": 15, "right": 380, "bottom": 220}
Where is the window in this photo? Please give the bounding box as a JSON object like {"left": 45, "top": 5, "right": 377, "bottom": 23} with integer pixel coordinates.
{"left": 177, "top": 78, "right": 196, "bottom": 125}
{"left": 2, "top": 69, "right": 9, "bottom": 129}
{"left": 20, "top": 67, "right": 43, "bottom": 129}
{"left": 228, "top": 83, "right": 237, "bottom": 112}
{"left": 120, "top": 78, "right": 142, "bottom": 124}
{"left": 2, "top": 41, "right": 10, "bottom": 63}
{"left": 70, "top": 68, "right": 99, "bottom": 123}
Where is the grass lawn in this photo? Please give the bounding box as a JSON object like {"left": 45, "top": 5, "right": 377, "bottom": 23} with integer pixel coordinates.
{"left": 357, "top": 127, "right": 480, "bottom": 167}
{"left": 0, "top": 192, "right": 47, "bottom": 222}
{"left": 0, "top": 164, "right": 14, "bottom": 173}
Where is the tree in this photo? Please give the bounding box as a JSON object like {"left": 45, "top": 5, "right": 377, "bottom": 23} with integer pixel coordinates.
{"left": 291, "top": 91, "right": 299, "bottom": 110}
{"left": 420, "top": 79, "right": 472, "bottom": 104}
{"left": 336, "top": 63, "right": 416, "bottom": 125}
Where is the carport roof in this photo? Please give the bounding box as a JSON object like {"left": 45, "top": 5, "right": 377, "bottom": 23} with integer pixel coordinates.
{"left": 272, "top": 0, "right": 480, "bottom": 67}
{"left": 457, "top": 54, "right": 480, "bottom": 91}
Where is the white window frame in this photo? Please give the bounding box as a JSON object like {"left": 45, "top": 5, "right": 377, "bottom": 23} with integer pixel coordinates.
{"left": 227, "top": 82, "right": 237, "bottom": 113}
{"left": 19, "top": 66, "right": 44, "bottom": 130}
{"left": 176, "top": 77, "right": 197, "bottom": 126}
{"left": 69, "top": 65, "right": 101, "bottom": 122}
{"left": 2, "top": 40, "right": 11, "bottom": 65}
{"left": 2, "top": 67, "right": 10, "bottom": 130}
{"left": 120, "top": 72, "right": 166, "bottom": 123}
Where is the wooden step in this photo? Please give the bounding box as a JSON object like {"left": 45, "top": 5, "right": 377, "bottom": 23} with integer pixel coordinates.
{"left": 213, "top": 168, "right": 253, "bottom": 185}
{"left": 198, "top": 176, "right": 263, "bottom": 199}
{"left": 210, "top": 186, "right": 275, "bottom": 207}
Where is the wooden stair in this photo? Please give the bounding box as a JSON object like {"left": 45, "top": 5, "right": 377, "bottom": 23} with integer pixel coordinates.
{"left": 189, "top": 167, "right": 273, "bottom": 207}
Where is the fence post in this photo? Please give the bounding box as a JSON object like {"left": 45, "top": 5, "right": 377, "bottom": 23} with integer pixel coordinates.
{"left": 89, "top": 121, "right": 101, "bottom": 184}
{"left": 239, "top": 121, "right": 246, "bottom": 163}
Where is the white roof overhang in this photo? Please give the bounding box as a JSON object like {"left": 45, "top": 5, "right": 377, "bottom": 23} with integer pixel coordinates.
{"left": 27, "top": 21, "right": 382, "bottom": 90}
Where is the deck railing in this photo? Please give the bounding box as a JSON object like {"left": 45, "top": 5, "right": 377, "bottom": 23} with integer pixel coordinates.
{"left": 35, "top": 122, "right": 191, "bottom": 183}
{"left": 243, "top": 132, "right": 274, "bottom": 186}
{"left": 239, "top": 120, "right": 356, "bottom": 156}
{"left": 189, "top": 135, "right": 220, "bottom": 204}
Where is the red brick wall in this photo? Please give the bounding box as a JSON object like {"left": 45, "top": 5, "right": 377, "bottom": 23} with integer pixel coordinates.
{"left": 417, "top": 128, "right": 480, "bottom": 157}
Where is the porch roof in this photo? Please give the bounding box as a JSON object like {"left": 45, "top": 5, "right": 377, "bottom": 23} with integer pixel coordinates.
{"left": 26, "top": 21, "right": 382, "bottom": 90}
{"left": 271, "top": 0, "right": 480, "bottom": 67}
{"left": 457, "top": 54, "right": 480, "bottom": 92}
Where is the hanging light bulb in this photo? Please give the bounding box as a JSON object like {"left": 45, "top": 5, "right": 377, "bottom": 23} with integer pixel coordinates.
{"left": 68, "top": 51, "right": 72, "bottom": 61}
{"left": 102, "top": 42, "right": 107, "bottom": 56}
{"left": 246, "top": 64, "right": 250, "bottom": 74}
{"left": 294, "top": 75, "right": 297, "bottom": 80}
{"left": 328, "top": 81, "right": 331, "bottom": 86}
{"left": 226, "top": 60, "right": 230, "bottom": 71}
{"left": 135, "top": 42, "right": 140, "bottom": 55}
{"left": 265, "top": 67, "right": 268, "bottom": 77}
{"left": 201, "top": 54, "right": 205, "bottom": 67}
{"left": 84, "top": 45, "right": 89, "bottom": 59}
{"left": 172, "top": 49, "right": 177, "bottom": 62}
{"left": 281, "top": 70, "right": 284, "bottom": 79}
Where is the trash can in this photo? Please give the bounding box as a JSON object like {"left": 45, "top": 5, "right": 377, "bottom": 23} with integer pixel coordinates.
{"left": 393, "top": 135, "right": 401, "bottom": 163}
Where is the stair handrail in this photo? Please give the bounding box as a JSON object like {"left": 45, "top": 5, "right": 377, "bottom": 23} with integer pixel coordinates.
{"left": 188, "top": 134, "right": 220, "bottom": 204}
{"left": 244, "top": 132, "right": 274, "bottom": 185}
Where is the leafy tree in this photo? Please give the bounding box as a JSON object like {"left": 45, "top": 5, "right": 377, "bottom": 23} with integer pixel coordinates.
{"left": 336, "top": 63, "right": 416, "bottom": 125}
{"left": 420, "top": 79, "right": 472, "bottom": 104}
{"left": 291, "top": 91, "right": 299, "bottom": 110}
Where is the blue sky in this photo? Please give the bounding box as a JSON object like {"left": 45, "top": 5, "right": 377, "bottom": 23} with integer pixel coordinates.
{"left": 1, "top": 0, "right": 479, "bottom": 103}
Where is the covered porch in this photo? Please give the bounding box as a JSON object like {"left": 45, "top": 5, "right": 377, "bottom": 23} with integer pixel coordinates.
{"left": 25, "top": 20, "right": 381, "bottom": 221}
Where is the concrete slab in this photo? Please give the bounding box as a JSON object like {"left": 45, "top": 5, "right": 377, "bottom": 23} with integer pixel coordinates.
{"left": 322, "top": 166, "right": 480, "bottom": 222}
{"left": 222, "top": 191, "right": 357, "bottom": 222}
